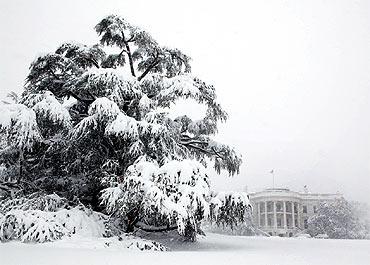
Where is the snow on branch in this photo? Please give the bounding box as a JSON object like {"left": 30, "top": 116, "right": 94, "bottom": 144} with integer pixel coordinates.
{"left": 0, "top": 103, "right": 41, "bottom": 151}
{"left": 33, "top": 91, "right": 72, "bottom": 128}
{"left": 100, "top": 159, "right": 210, "bottom": 236}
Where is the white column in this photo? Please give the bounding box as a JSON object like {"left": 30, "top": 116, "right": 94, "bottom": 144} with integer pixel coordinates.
{"left": 265, "top": 201, "right": 268, "bottom": 227}
{"left": 257, "top": 202, "right": 261, "bottom": 227}
{"left": 292, "top": 202, "right": 295, "bottom": 228}
{"left": 297, "top": 203, "right": 301, "bottom": 229}
{"left": 283, "top": 201, "right": 287, "bottom": 229}
{"left": 273, "top": 201, "right": 277, "bottom": 231}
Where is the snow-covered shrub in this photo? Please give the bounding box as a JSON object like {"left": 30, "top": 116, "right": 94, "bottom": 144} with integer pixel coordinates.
{"left": 0, "top": 193, "right": 67, "bottom": 214}
{"left": 127, "top": 240, "right": 167, "bottom": 251}
{"left": 0, "top": 194, "right": 108, "bottom": 242}
{"left": 307, "top": 199, "right": 368, "bottom": 239}
{"left": 0, "top": 210, "right": 67, "bottom": 242}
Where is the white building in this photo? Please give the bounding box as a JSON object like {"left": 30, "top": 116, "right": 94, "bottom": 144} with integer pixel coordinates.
{"left": 249, "top": 188, "right": 342, "bottom": 237}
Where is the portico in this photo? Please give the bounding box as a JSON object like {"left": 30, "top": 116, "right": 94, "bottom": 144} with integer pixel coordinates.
{"left": 249, "top": 188, "right": 341, "bottom": 237}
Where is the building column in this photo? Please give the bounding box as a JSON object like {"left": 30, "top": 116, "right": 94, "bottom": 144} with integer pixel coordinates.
{"left": 264, "top": 201, "right": 268, "bottom": 227}
{"left": 257, "top": 202, "right": 261, "bottom": 227}
{"left": 292, "top": 202, "right": 295, "bottom": 228}
{"left": 273, "top": 201, "right": 277, "bottom": 231}
{"left": 283, "top": 201, "right": 287, "bottom": 229}
{"left": 297, "top": 203, "right": 301, "bottom": 229}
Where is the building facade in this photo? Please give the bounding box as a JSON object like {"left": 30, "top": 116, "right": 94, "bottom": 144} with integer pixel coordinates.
{"left": 249, "top": 188, "right": 342, "bottom": 237}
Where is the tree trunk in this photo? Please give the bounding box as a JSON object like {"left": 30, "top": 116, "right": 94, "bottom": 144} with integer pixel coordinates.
{"left": 18, "top": 149, "right": 24, "bottom": 183}
{"left": 184, "top": 221, "right": 197, "bottom": 242}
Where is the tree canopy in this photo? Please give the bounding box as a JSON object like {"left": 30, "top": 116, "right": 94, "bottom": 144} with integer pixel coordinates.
{"left": 307, "top": 199, "right": 368, "bottom": 239}
{"left": 0, "top": 15, "right": 248, "bottom": 241}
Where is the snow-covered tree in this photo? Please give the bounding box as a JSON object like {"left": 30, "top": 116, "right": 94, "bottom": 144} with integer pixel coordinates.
{"left": 0, "top": 15, "right": 248, "bottom": 241}
{"left": 307, "top": 199, "right": 368, "bottom": 239}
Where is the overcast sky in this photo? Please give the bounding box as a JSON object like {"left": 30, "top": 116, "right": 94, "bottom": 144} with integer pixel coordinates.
{"left": 1, "top": 0, "right": 370, "bottom": 202}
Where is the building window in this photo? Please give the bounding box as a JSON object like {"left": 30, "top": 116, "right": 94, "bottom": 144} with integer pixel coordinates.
{"left": 287, "top": 216, "right": 293, "bottom": 228}
{"left": 303, "top": 205, "right": 307, "bottom": 213}
{"left": 313, "top": 206, "right": 317, "bottom": 213}
{"left": 259, "top": 202, "right": 265, "bottom": 212}
{"left": 304, "top": 219, "right": 308, "bottom": 229}
{"left": 286, "top": 202, "right": 292, "bottom": 213}
{"left": 260, "top": 216, "right": 265, "bottom": 227}
{"left": 276, "top": 202, "right": 283, "bottom": 212}
{"left": 277, "top": 216, "right": 282, "bottom": 227}
{"left": 294, "top": 203, "right": 298, "bottom": 213}
{"left": 294, "top": 218, "right": 298, "bottom": 227}
{"left": 267, "top": 201, "right": 273, "bottom": 212}
{"left": 268, "top": 216, "right": 273, "bottom": 227}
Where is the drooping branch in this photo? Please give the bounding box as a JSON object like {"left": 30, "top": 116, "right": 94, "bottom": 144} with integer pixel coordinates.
{"left": 180, "top": 139, "right": 226, "bottom": 161}
{"left": 67, "top": 91, "right": 95, "bottom": 105}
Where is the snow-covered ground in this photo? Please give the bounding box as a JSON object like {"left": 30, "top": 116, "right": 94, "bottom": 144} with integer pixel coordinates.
{"left": 1, "top": 233, "right": 370, "bottom": 265}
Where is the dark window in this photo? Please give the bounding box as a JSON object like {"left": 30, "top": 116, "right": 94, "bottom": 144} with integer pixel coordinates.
{"left": 286, "top": 202, "right": 292, "bottom": 212}
{"left": 313, "top": 206, "right": 317, "bottom": 213}
{"left": 287, "top": 216, "right": 292, "bottom": 228}
{"left": 267, "top": 201, "right": 273, "bottom": 212}
{"left": 276, "top": 202, "right": 283, "bottom": 212}
{"left": 277, "top": 217, "right": 282, "bottom": 227}
{"left": 304, "top": 219, "right": 308, "bottom": 229}
{"left": 260, "top": 216, "right": 265, "bottom": 227}
{"left": 260, "top": 202, "right": 265, "bottom": 212}
{"left": 268, "top": 216, "right": 273, "bottom": 227}
{"left": 303, "top": 205, "right": 307, "bottom": 213}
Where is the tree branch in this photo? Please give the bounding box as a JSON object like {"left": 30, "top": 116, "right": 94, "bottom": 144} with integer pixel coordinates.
{"left": 138, "top": 59, "right": 160, "bottom": 81}
{"left": 67, "top": 91, "right": 95, "bottom": 105}
{"left": 181, "top": 141, "right": 225, "bottom": 161}
{"left": 135, "top": 222, "right": 178, "bottom": 232}
{"left": 88, "top": 57, "right": 100, "bottom": 68}
{"left": 121, "top": 31, "right": 136, "bottom": 77}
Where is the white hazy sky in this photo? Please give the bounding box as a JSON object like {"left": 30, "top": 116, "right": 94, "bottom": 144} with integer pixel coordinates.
{"left": 1, "top": 0, "right": 370, "bottom": 202}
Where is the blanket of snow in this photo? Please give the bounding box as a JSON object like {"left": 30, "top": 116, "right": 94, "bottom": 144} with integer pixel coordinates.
{"left": 1, "top": 233, "right": 370, "bottom": 265}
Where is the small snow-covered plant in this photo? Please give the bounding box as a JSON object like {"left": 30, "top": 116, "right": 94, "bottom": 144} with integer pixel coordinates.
{"left": 127, "top": 240, "right": 167, "bottom": 251}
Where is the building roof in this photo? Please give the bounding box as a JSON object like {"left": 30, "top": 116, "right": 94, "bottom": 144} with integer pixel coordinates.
{"left": 249, "top": 187, "right": 343, "bottom": 201}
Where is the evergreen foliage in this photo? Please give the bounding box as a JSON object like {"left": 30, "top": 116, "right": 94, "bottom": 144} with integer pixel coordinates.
{"left": 0, "top": 15, "right": 248, "bottom": 241}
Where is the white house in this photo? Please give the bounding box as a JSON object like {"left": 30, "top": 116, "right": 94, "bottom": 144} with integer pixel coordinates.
{"left": 249, "top": 188, "right": 342, "bottom": 237}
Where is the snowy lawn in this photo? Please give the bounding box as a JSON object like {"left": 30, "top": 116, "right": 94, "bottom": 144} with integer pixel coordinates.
{"left": 1, "top": 233, "right": 370, "bottom": 265}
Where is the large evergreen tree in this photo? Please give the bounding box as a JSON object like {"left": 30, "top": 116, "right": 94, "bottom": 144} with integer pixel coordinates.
{"left": 0, "top": 15, "right": 248, "bottom": 241}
